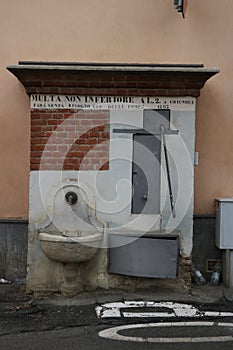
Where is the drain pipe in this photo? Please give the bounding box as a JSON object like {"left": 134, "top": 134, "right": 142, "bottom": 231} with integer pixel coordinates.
{"left": 160, "top": 125, "right": 176, "bottom": 218}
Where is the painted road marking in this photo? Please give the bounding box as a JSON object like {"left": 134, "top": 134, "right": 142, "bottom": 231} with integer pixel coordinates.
{"left": 95, "top": 301, "right": 233, "bottom": 319}
{"left": 98, "top": 322, "right": 233, "bottom": 343}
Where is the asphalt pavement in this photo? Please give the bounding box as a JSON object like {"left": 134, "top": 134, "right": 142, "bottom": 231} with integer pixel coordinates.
{"left": 0, "top": 283, "right": 233, "bottom": 349}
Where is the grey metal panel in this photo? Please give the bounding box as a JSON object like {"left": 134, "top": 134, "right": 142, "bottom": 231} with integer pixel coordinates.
{"left": 216, "top": 198, "right": 233, "bottom": 202}
{"left": 108, "top": 234, "right": 179, "bottom": 278}
{"left": 215, "top": 200, "right": 233, "bottom": 249}
{"left": 215, "top": 202, "right": 221, "bottom": 248}
{"left": 143, "top": 109, "right": 170, "bottom": 133}
{"left": 132, "top": 134, "right": 161, "bottom": 214}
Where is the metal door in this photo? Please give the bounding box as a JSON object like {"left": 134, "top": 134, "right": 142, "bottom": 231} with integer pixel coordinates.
{"left": 132, "top": 134, "right": 161, "bottom": 214}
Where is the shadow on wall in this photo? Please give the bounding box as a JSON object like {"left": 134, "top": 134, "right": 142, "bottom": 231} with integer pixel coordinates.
{"left": 192, "top": 215, "right": 221, "bottom": 280}
{"left": 0, "top": 220, "right": 28, "bottom": 281}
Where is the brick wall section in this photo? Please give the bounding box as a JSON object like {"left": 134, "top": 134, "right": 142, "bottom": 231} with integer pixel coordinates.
{"left": 21, "top": 70, "right": 206, "bottom": 97}
{"left": 28, "top": 87, "right": 200, "bottom": 97}
{"left": 31, "top": 109, "right": 109, "bottom": 171}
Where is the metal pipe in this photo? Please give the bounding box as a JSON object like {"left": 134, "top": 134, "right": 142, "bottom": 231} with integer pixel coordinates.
{"left": 160, "top": 125, "right": 176, "bottom": 218}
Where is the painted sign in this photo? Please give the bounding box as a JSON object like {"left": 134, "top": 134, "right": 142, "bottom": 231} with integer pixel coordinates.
{"left": 30, "top": 95, "right": 195, "bottom": 111}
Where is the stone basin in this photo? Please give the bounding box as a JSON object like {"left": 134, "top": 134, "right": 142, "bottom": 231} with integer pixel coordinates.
{"left": 39, "top": 232, "right": 103, "bottom": 264}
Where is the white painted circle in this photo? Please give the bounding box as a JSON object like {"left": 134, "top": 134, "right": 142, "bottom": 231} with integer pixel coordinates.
{"left": 98, "top": 322, "right": 233, "bottom": 343}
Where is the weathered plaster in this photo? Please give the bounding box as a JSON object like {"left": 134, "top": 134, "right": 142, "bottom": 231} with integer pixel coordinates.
{"left": 27, "top": 102, "right": 196, "bottom": 293}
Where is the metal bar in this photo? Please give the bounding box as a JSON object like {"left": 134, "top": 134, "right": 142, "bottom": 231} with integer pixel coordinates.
{"left": 161, "top": 125, "right": 176, "bottom": 218}
{"left": 113, "top": 128, "right": 179, "bottom": 135}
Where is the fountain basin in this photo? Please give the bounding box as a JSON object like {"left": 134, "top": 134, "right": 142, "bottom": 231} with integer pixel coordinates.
{"left": 39, "top": 232, "right": 102, "bottom": 264}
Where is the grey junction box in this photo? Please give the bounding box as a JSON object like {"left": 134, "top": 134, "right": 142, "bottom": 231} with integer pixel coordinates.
{"left": 215, "top": 198, "right": 233, "bottom": 249}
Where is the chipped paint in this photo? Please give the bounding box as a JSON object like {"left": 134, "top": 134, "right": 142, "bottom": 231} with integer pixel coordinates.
{"left": 95, "top": 301, "right": 233, "bottom": 319}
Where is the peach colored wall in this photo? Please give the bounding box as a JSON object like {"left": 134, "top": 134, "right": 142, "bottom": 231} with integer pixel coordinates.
{"left": 0, "top": 0, "right": 232, "bottom": 217}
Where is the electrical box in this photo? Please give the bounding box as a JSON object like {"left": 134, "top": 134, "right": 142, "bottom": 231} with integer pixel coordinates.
{"left": 215, "top": 198, "right": 233, "bottom": 249}
{"left": 108, "top": 233, "right": 179, "bottom": 278}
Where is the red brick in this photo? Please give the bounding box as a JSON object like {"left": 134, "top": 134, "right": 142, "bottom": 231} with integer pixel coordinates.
{"left": 52, "top": 138, "right": 64, "bottom": 144}
{"left": 80, "top": 158, "right": 89, "bottom": 164}
{"left": 96, "top": 143, "right": 109, "bottom": 150}
{"left": 101, "top": 132, "right": 109, "bottom": 138}
{"left": 89, "top": 120, "right": 103, "bottom": 126}
{"left": 66, "top": 119, "right": 79, "bottom": 126}
{"left": 98, "top": 163, "right": 109, "bottom": 171}
{"left": 57, "top": 145, "right": 69, "bottom": 151}
{"left": 31, "top": 119, "right": 47, "bottom": 126}
{"left": 31, "top": 145, "right": 45, "bottom": 151}
{"left": 45, "top": 145, "right": 57, "bottom": 151}
{"left": 90, "top": 158, "right": 100, "bottom": 164}
{"left": 52, "top": 114, "right": 65, "bottom": 119}
{"left": 85, "top": 138, "right": 97, "bottom": 145}
{"left": 80, "top": 119, "right": 92, "bottom": 125}
{"left": 63, "top": 140, "right": 75, "bottom": 146}
{"left": 31, "top": 138, "right": 47, "bottom": 144}
{"left": 31, "top": 126, "right": 41, "bottom": 132}
{"left": 85, "top": 150, "right": 96, "bottom": 157}
{"left": 30, "top": 109, "right": 110, "bottom": 170}
{"left": 95, "top": 151, "right": 107, "bottom": 157}
{"left": 31, "top": 158, "right": 41, "bottom": 164}
{"left": 30, "top": 151, "right": 42, "bottom": 157}
{"left": 64, "top": 113, "right": 75, "bottom": 119}
{"left": 40, "top": 126, "right": 53, "bottom": 132}
{"left": 41, "top": 151, "right": 53, "bottom": 157}
{"left": 44, "top": 159, "right": 59, "bottom": 164}
{"left": 82, "top": 164, "right": 96, "bottom": 170}
{"left": 44, "top": 132, "right": 52, "bottom": 138}
{"left": 63, "top": 165, "right": 75, "bottom": 170}
{"left": 31, "top": 164, "right": 40, "bottom": 170}
{"left": 31, "top": 112, "right": 43, "bottom": 118}
{"left": 57, "top": 123, "right": 69, "bottom": 131}
{"left": 96, "top": 139, "right": 107, "bottom": 145}
{"left": 64, "top": 126, "right": 75, "bottom": 131}
{"left": 95, "top": 126, "right": 105, "bottom": 131}
{"left": 52, "top": 151, "right": 66, "bottom": 158}
{"left": 48, "top": 120, "right": 60, "bottom": 125}
{"left": 89, "top": 131, "right": 100, "bottom": 137}
{"left": 79, "top": 132, "right": 89, "bottom": 138}
{"left": 79, "top": 145, "right": 92, "bottom": 151}
{"left": 64, "top": 131, "right": 77, "bottom": 139}
{"left": 75, "top": 138, "right": 87, "bottom": 145}
{"left": 31, "top": 132, "right": 44, "bottom": 138}
{"left": 74, "top": 126, "right": 87, "bottom": 133}
{"left": 72, "top": 151, "right": 84, "bottom": 158}
{"left": 55, "top": 132, "right": 67, "bottom": 138}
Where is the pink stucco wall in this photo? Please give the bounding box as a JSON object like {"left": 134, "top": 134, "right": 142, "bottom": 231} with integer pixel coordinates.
{"left": 0, "top": 0, "right": 232, "bottom": 217}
